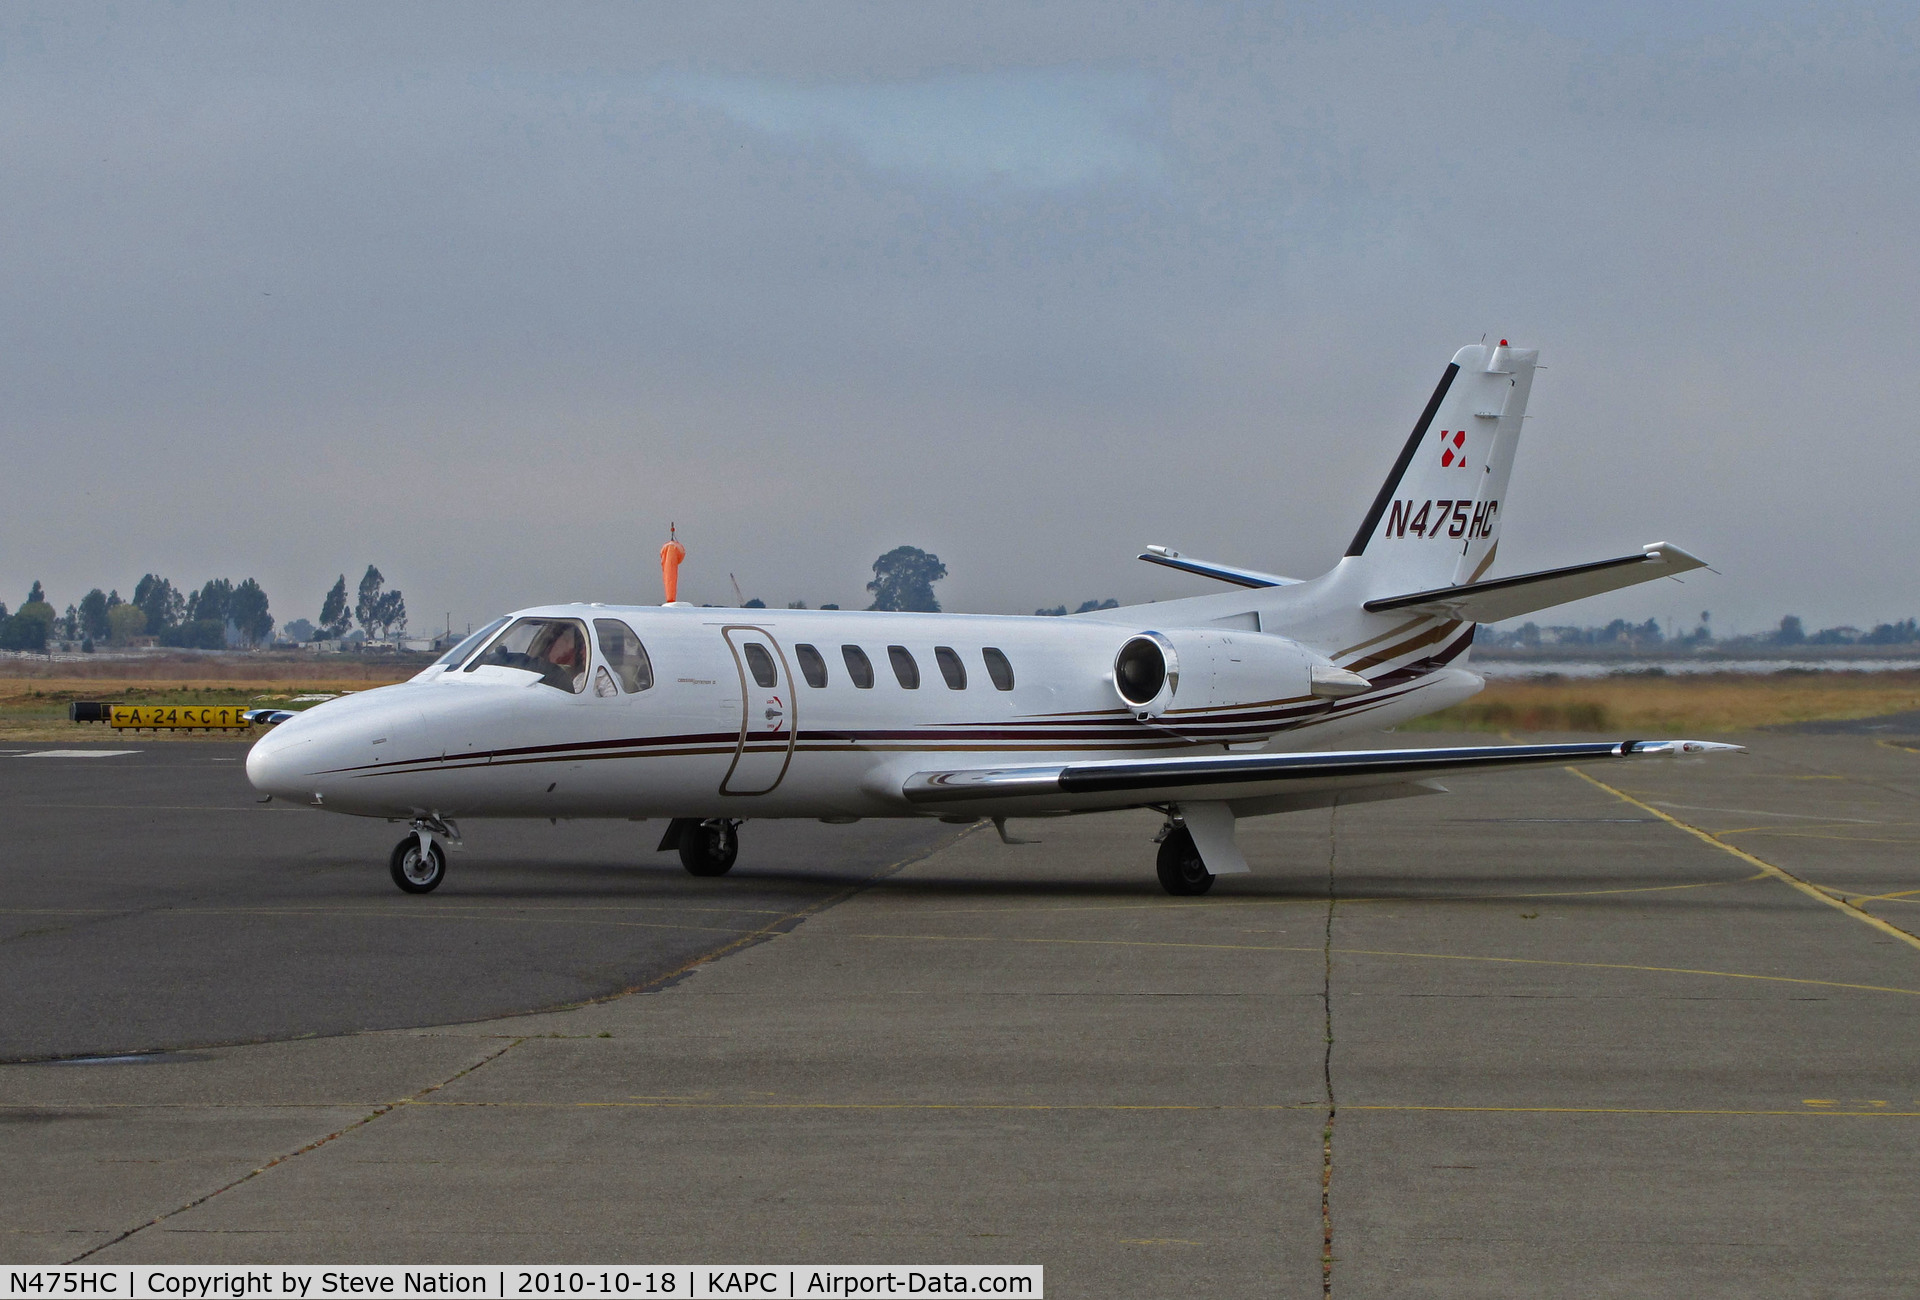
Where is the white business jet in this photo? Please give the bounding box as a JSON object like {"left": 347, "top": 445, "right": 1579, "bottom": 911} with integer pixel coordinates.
{"left": 247, "top": 341, "right": 1737, "bottom": 896}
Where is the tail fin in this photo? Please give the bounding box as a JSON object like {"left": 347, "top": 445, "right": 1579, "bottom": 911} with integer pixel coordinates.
{"left": 1344, "top": 342, "right": 1538, "bottom": 592}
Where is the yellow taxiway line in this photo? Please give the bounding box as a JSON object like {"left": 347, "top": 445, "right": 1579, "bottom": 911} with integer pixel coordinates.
{"left": 1571, "top": 768, "right": 1920, "bottom": 952}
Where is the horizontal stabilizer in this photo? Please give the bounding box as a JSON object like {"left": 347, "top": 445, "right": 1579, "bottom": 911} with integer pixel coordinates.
{"left": 903, "top": 738, "right": 1741, "bottom": 809}
{"left": 1362, "top": 542, "right": 1708, "bottom": 624}
{"left": 1138, "top": 545, "right": 1302, "bottom": 589}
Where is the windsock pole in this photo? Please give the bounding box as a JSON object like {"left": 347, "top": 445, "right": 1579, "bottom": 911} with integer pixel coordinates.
{"left": 660, "top": 523, "right": 686, "bottom": 604}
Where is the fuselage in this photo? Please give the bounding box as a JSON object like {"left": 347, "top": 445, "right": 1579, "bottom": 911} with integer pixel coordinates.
{"left": 244, "top": 602, "right": 1482, "bottom": 822}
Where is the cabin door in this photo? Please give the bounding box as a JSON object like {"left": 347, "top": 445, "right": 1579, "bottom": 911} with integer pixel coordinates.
{"left": 719, "top": 626, "right": 797, "bottom": 796}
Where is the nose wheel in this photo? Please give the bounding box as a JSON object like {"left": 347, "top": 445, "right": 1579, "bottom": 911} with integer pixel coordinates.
{"left": 390, "top": 836, "right": 447, "bottom": 893}
{"left": 389, "top": 816, "right": 459, "bottom": 893}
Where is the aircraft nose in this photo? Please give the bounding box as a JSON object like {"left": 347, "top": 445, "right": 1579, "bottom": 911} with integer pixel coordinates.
{"left": 246, "top": 727, "right": 314, "bottom": 801}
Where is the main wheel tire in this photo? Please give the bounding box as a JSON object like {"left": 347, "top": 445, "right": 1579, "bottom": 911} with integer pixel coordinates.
{"left": 1156, "top": 826, "right": 1216, "bottom": 896}
{"left": 679, "top": 819, "right": 739, "bottom": 877}
{"left": 389, "top": 837, "right": 447, "bottom": 893}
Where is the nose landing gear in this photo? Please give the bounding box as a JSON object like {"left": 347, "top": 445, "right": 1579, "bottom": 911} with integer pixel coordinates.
{"left": 389, "top": 814, "right": 461, "bottom": 894}
{"left": 390, "top": 836, "right": 446, "bottom": 893}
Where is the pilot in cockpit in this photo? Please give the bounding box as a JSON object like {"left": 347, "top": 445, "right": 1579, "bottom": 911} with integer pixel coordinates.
{"left": 533, "top": 623, "right": 588, "bottom": 693}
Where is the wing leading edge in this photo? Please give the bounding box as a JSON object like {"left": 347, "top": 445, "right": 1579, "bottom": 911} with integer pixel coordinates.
{"left": 903, "top": 739, "right": 1740, "bottom": 811}
{"left": 1363, "top": 542, "right": 1708, "bottom": 624}
{"left": 1135, "top": 546, "right": 1302, "bottom": 589}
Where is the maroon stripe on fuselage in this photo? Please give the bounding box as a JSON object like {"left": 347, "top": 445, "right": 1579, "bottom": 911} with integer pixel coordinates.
{"left": 332, "top": 642, "right": 1476, "bottom": 780}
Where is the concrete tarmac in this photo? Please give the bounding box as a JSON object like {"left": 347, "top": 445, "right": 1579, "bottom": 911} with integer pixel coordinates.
{"left": 4, "top": 728, "right": 1919, "bottom": 1295}
{"left": 0, "top": 743, "right": 953, "bottom": 1060}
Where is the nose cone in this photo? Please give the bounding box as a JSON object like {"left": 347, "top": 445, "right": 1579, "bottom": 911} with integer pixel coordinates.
{"left": 246, "top": 723, "right": 315, "bottom": 801}
{"left": 245, "top": 686, "right": 431, "bottom": 813}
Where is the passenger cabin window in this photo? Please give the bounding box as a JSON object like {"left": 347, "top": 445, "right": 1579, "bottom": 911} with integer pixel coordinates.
{"left": 795, "top": 643, "right": 829, "bottom": 688}
{"left": 842, "top": 645, "right": 875, "bottom": 689}
{"left": 437, "top": 616, "right": 510, "bottom": 671}
{"left": 742, "top": 642, "right": 779, "bottom": 689}
{"left": 466, "top": 617, "right": 591, "bottom": 693}
{"left": 934, "top": 646, "right": 967, "bottom": 690}
{"left": 888, "top": 645, "right": 920, "bottom": 689}
{"left": 593, "top": 619, "right": 654, "bottom": 692}
{"left": 982, "top": 647, "right": 1015, "bottom": 691}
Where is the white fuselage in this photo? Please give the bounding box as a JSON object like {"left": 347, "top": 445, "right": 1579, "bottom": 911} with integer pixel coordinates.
{"left": 244, "top": 601, "right": 1483, "bottom": 823}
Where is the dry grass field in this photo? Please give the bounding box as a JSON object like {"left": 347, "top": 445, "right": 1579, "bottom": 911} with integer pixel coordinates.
{"left": 6, "top": 656, "right": 1920, "bottom": 742}
{"left": 0, "top": 662, "right": 416, "bottom": 741}
{"left": 0, "top": 652, "right": 415, "bottom": 684}
{"left": 1405, "top": 670, "right": 1920, "bottom": 735}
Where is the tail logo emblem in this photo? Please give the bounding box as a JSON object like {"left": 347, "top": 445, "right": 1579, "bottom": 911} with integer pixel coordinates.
{"left": 1439, "top": 430, "right": 1468, "bottom": 468}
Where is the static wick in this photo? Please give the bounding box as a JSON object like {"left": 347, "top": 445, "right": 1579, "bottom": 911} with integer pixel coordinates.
{"left": 660, "top": 522, "right": 686, "bottom": 604}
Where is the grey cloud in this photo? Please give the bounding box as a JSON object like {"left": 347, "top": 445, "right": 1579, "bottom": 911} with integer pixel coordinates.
{"left": 655, "top": 70, "right": 1165, "bottom": 188}
{"left": 0, "top": 3, "right": 1915, "bottom": 637}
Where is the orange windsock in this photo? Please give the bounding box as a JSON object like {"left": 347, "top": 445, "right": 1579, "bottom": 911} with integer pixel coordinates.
{"left": 660, "top": 523, "right": 686, "bottom": 604}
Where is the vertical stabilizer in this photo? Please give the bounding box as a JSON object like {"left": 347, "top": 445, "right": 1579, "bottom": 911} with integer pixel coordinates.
{"left": 1344, "top": 342, "right": 1538, "bottom": 593}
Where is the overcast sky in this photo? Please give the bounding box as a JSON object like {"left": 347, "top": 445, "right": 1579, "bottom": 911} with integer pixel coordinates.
{"left": 3, "top": 2, "right": 1915, "bottom": 639}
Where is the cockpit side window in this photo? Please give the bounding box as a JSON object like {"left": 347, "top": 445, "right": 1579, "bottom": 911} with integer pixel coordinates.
{"left": 593, "top": 619, "right": 655, "bottom": 692}
{"left": 436, "top": 616, "right": 510, "bottom": 671}
{"left": 465, "top": 617, "right": 592, "bottom": 693}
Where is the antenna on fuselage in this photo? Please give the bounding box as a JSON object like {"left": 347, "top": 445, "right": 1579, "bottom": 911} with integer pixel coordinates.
{"left": 660, "top": 523, "right": 686, "bottom": 604}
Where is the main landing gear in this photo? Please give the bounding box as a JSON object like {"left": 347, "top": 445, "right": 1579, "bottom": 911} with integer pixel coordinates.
{"left": 1155, "top": 822, "right": 1215, "bottom": 897}
{"left": 659, "top": 818, "right": 740, "bottom": 877}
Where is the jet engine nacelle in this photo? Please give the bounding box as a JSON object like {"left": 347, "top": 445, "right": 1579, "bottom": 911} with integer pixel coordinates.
{"left": 1111, "top": 628, "right": 1371, "bottom": 734}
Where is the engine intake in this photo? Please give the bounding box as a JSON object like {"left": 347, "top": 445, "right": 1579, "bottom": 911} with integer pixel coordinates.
{"left": 1108, "top": 627, "right": 1370, "bottom": 739}
{"left": 1114, "top": 634, "right": 1178, "bottom": 719}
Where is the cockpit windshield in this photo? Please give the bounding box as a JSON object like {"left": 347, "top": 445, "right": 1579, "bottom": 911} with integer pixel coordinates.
{"left": 464, "top": 617, "right": 592, "bottom": 693}
{"left": 435, "top": 617, "right": 511, "bottom": 671}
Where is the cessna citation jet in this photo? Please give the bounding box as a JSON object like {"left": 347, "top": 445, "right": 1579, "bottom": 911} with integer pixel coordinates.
{"left": 247, "top": 341, "right": 1738, "bottom": 896}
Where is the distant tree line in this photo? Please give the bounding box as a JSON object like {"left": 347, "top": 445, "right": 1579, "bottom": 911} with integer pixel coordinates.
{"left": 0, "top": 576, "right": 273, "bottom": 652}
{"left": 1766, "top": 614, "right": 1920, "bottom": 647}
{"left": 1036, "top": 598, "right": 1119, "bottom": 617}
{"left": 1483, "top": 611, "right": 1920, "bottom": 652}
{"left": 1483, "top": 616, "right": 1679, "bottom": 650}
{"left": 0, "top": 563, "right": 410, "bottom": 655}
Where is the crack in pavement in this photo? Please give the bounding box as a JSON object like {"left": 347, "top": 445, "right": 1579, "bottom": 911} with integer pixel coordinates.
{"left": 1322, "top": 806, "right": 1339, "bottom": 1297}
{"left": 51, "top": 827, "right": 981, "bottom": 1260}
{"left": 62, "top": 1037, "right": 526, "bottom": 1263}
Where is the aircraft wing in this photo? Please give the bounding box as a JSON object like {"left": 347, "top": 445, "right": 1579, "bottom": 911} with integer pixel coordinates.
{"left": 902, "top": 739, "right": 1740, "bottom": 811}
{"left": 1361, "top": 542, "right": 1707, "bottom": 624}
